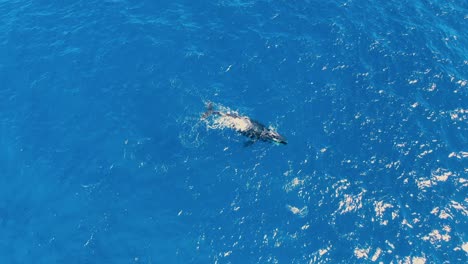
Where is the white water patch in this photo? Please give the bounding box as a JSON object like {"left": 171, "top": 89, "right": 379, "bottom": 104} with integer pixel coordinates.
{"left": 337, "top": 191, "right": 366, "bottom": 214}
{"left": 354, "top": 247, "right": 370, "bottom": 259}
{"left": 431, "top": 168, "right": 453, "bottom": 182}
{"left": 284, "top": 177, "right": 304, "bottom": 192}
{"left": 332, "top": 179, "right": 351, "bottom": 197}
{"left": 414, "top": 168, "right": 459, "bottom": 193}
{"left": 374, "top": 201, "right": 394, "bottom": 225}
{"left": 374, "top": 201, "right": 393, "bottom": 217}
{"left": 202, "top": 103, "right": 254, "bottom": 133}
{"left": 404, "top": 256, "right": 427, "bottom": 264}
{"left": 462, "top": 242, "right": 468, "bottom": 253}
{"left": 402, "top": 219, "right": 414, "bottom": 229}
{"left": 430, "top": 207, "right": 453, "bottom": 220}
{"left": 447, "top": 108, "right": 467, "bottom": 121}
{"left": 422, "top": 226, "right": 451, "bottom": 243}
{"left": 353, "top": 246, "right": 382, "bottom": 261}
{"left": 416, "top": 177, "right": 433, "bottom": 190}
{"left": 449, "top": 200, "right": 468, "bottom": 216}
{"left": 308, "top": 244, "right": 332, "bottom": 263}
{"left": 459, "top": 177, "right": 468, "bottom": 188}
{"left": 212, "top": 114, "right": 253, "bottom": 132}
{"left": 331, "top": 179, "right": 366, "bottom": 214}
{"left": 371, "top": 247, "right": 382, "bottom": 262}
{"left": 457, "top": 79, "right": 467, "bottom": 87}
{"left": 286, "top": 204, "right": 308, "bottom": 217}
{"left": 319, "top": 245, "right": 332, "bottom": 256}
{"left": 448, "top": 151, "right": 468, "bottom": 159}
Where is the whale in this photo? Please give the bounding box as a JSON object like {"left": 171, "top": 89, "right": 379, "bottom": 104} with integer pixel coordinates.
{"left": 201, "top": 102, "right": 287, "bottom": 145}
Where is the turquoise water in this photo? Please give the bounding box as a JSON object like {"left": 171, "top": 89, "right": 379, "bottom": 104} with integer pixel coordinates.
{"left": 1, "top": 0, "right": 467, "bottom": 263}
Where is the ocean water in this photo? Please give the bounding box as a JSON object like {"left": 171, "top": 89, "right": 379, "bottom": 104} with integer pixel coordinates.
{"left": 1, "top": 0, "right": 467, "bottom": 263}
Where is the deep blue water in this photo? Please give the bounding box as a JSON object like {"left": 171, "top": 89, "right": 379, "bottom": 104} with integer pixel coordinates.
{"left": 1, "top": 0, "right": 467, "bottom": 263}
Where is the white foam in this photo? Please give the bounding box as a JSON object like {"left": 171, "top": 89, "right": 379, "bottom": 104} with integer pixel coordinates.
{"left": 431, "top": 168, "right": 453, "bottom": 182}
{"left": 284, "top": 177, "right": 304, "bottom": 192}
{"left": 462, "top": 242, "right": 468, "bottom": 253}
{"left": 374, "top": 201, "right": 393, "bottom": 217}
{"left": 338, "top": 191, "right": 365, "bottom": 214}
{"left": 354, "top": 247, "right": 370, "bottom": 259}
{"left": 286, "top": 205, "right": 308, "bottom": 217}
{"left": 422, "top": 226, "right": 451, "bottom": 243}
{"left": 450, "top": 200, "right": 468, "bottom": 216}
{"left": 412, "top": 257, "right": 427, "bottom": 264}
{"left": 371, "top": 247, "right": 382, "bottom": 261}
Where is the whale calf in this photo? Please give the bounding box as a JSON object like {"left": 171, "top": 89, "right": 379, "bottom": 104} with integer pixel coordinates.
{"left": 201, "top": 102, "right": 287, "bottom": 145}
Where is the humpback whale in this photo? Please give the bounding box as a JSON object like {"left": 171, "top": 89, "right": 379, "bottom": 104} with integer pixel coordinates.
{"left": 201, "top": 102, "right": 287, "bottom": 145}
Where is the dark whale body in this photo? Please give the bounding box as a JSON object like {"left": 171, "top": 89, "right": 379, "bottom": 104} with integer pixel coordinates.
{"left": 201, "top": 102, "right": 287, "bottom": 145}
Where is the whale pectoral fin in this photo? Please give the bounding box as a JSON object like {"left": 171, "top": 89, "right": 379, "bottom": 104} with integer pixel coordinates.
{"left": 201, "top": 102, "right": 222, "bottom": 119}
{"left": 243, "top": 140, "right": 256, "bottom": 147}
{"left": 201, "top": 102, "right": 214, "bottom": 119}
